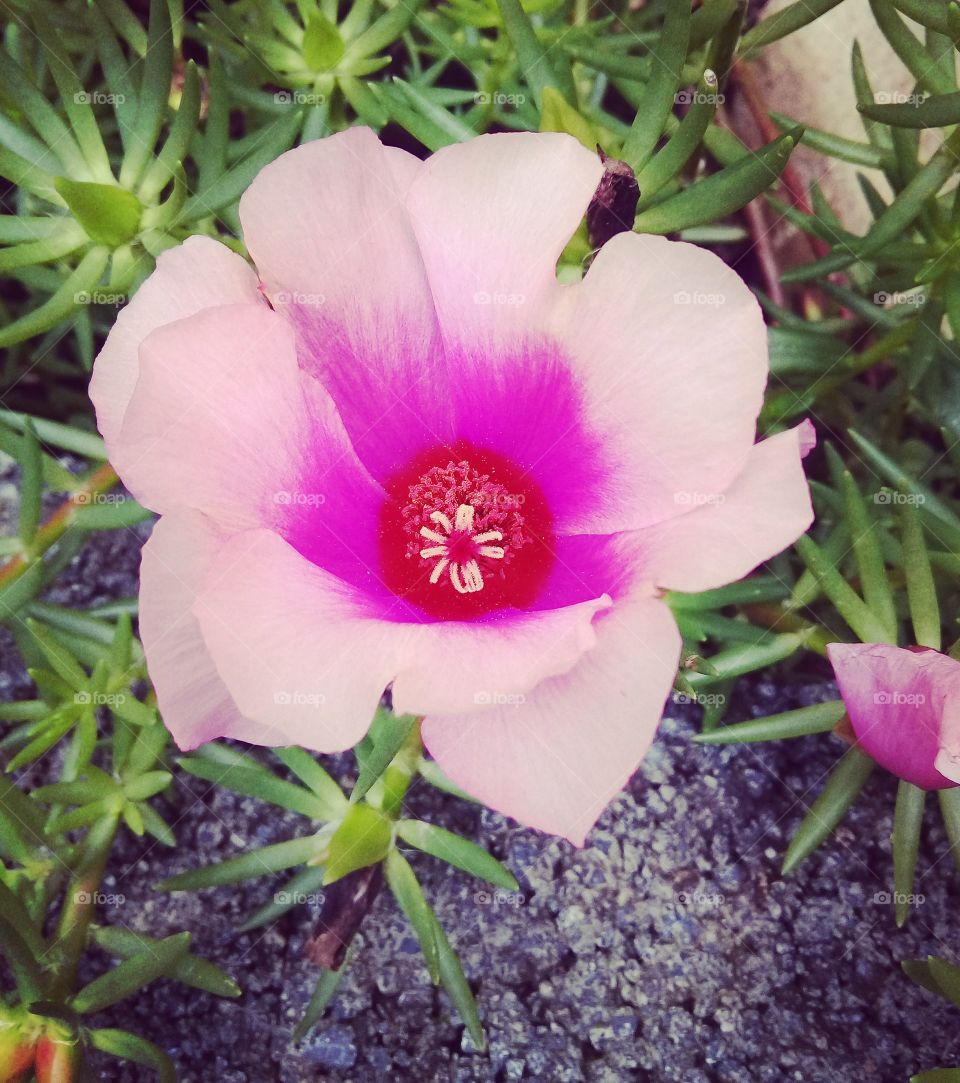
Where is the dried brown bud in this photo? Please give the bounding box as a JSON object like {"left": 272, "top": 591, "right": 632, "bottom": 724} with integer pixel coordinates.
{"left": 586, "top": 147, "right": 640, "bottom": 251}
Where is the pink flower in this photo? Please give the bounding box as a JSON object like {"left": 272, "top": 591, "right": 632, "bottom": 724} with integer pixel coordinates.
{"left": 828, "top": 643, "right": 960, "bottom": 790}
{"left": 90, "top": 128, "right": 814, "bottom": 843}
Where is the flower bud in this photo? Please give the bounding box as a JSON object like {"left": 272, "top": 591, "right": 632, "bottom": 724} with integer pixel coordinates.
{"left": 0, "top": 1012, "right": 37, "bottom": 1082}
{"left": 34, "top": 1030, "right": 80, "bottom": 1083}
{"left": 828, "top": 643, "right": 960, "bottom": 789}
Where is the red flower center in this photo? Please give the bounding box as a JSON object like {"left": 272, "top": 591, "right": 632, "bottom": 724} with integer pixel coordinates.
{"left": 379, "top": 441, "right": 555, "bottom": 619}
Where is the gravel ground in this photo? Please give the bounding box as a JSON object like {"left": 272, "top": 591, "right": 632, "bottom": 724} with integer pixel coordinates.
{"left": 6, "top": 523, "right": 960, "bottom": 1082}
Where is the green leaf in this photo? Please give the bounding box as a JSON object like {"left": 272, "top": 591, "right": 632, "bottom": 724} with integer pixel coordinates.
{"left": 899, "top": 502, "right": 941, "bottom": 650}
{"left": 912, "top": 1070, "right": 960, "bottom": 1083}
{"left": 53, "top": 178, "right": 142, "bottom": 247}
{"left": 72, "top": 932, "right": 191, "bottom": 1014}
{"left": 633, "top": 128, "right": 800, "bottom": 234}
{"left": 90, "top": 1029, "right": 176, "bottom": 1083}
{"left": 939, "top": 788, "right": 960, "bottom": 874}
{"left": 621, "top": 0, "right": 690, "bottom": 170}
{"left": 118, "top": 0, "right": 174, "bottom": 189}
{"left": 351, "top": 710, "right": 416, "bottom": 803}
{"left": 385, "top": 849, "right": 440, "bottom": 983}
{"left": 893, "top": 780, "right": 925, "bottom": 926}
{"left": 828, "top": 449, "right": 898, "bottom": 643}
{"left": 538, "top": 86, "right": 596, "bottom": 150}
{"left": 397, "top": 820, "right": 518, "bottom": 890}
{"left": 293, "top": 963, "right": 349, "bottom": 1042}
{"left": 302, "top": 13, "right": 345, "bottom": 71}
{"left": 0, "top": 910, "right": 44, "bottom": 1002}
{"left": 794, "top": 535, "right": 894, "bottom": 644}
{"left": 694, "top": 700, "right": 847, "bottom": 744}
{"left": 739, "top": 0, "right": 847, "bottom": 55}
{"left": 433, "top": 909, "right": 484, "bottom": 1050}
{"left": 238, "top": 863, "right": 327, "bottom": 932}
{"left": 273, "top": 747, "right": 346, "bottom": 818}
{"left": 782, "top": 747, "right": 875, "bottom": 873}
{"left": 496, "top": 0, "right": 575, "bottom": 107}
{"left": 859, "top": 89, "right": 960, "bottom": 128}
{"left": 92, "top": 926, "right": 240, "bottom": 998}
{"left": 17, "top": 419, "right": 42, "bottom": 550}
{"left": 927, "top": 957, "right": 960, "bottom": 1009}
{"left": 323, "top": 803, "right": 392, "bottom": 885}
{"left": 158, "top": 834, "right": 328, "bottom": 891}
{"left": 178, "top": 756, "right": 332, "bottom": 820}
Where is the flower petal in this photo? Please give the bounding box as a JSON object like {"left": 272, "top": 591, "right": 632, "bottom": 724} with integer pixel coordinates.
{"left": 420, "top": 592, "right": 682, "bottom": 843}
{"left": 89, "top": 236, "right": 261, "bottom": 455}
{"left": 404, "top": 131, "right": 603, "bottom": 348}
{"left": 116, "top": 304, "right": 384, "bottom": 560}
{"left": 139, "top": 510, "right": 290, "bottom": 750}
{"left": 638, "top": 422, "right": 815, "bottom": 593}
{"left": 193, "top": 528, "right": 413, "bottom": 751}
{"left": 550, "top": 231, "right": 769, "bottom": 533}
{"left": 391, "top": 594, "right": 612, "bottom": 716}
{"left": 828, "top": 642, "right": 960, "bottom": 790}
{"left": 238, "top": 127, "right": 451, "bottom": 481}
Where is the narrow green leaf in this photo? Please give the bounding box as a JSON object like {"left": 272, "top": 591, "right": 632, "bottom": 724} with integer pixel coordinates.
{"left": 323, "top": 804, "right": 392, "bottom": 885}
{"left": 496, "top": 0, "right": 575, "bottom": 107}
{"left": 302, "top": 13, "right": 345, "bottom": 71}
{"left": 893, "top": 780, "right": 925, "bottom": 926}
{"left": 912, "top": 1068, "right": 960, "bottom": 1082}
{"left": 293, "top": 964, "right": 348, "bottom": 1042}
{"left": 119, "top": 0, "right": 174, "bottom": 189}
{"left": 782, "top": 747, "right": 874, "bottom": 873}
{"left": 939, "top": 788, "right": 960, "bottom": 874}
{"left": 633, "top": 128, "right": 800, "bottom": 234}
{"left": 397, "top": 820, "right": 518, "bottom": 890}
{"left": 794, "top": 535, "right": 894, "bottom": 643}
{"left": 621, "top": 0, "right": 690, "bottom": 170}
{"left": 829, "top": 451, "right": 898, "bottom": 643}
{"left": 273, "top": 747, "right": 346, "bottom": 818}
{"left": 92, "top": 926, "right": 241, "bottom": 998}
{"left": 0, "top": 911, "right": 44, "bottom": 1002}
{"left": 17, "top": 419, "right": 42, "bottom": 550}
{"left": 178, "top": 756, "right": 330, "bottom": 820}
{"left": 90, "top": 1029, "right": 175, "bottom": 1083}
{"left": 433, "top": 910, "right": 484, "bottom": 1050}
{"left": 694, "top": 700, "right": 847, "bottom": 744}
{"left": 351, "top": 710, "right": 416, "bottom": 803}
{"left": 238, "top": 863, "right": 327, "bottom": 932}
{"left": 72, "top": 932, "right": 191, "bottom": 1014}
{"left": 385, "top": 849, "right": 440, "bottom": 983}
{"left": 899, "top": 502, "right": 941, "bottom": 650}
{"left": 869, "top": 0, "right": 954, "bottom": 96}
{"left": 157, "top": 834, "right": 326, "bottom": 891}
{"left": 928, "top": 957, "right": 960, "bottom": 1009}
{"left": 739, "top": 0, "right": 847, "bottom": 55}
